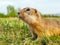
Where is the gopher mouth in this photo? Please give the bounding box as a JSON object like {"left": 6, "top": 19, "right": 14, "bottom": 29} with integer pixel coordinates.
{"left": 19, "top": 16, "right": 24, "bottom": 21}
{"left": 19, "top": 16, "right": 22, "bottom": 19}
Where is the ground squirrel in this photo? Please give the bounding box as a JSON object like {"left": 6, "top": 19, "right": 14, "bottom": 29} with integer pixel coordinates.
{"left": 18, "top": 7, "right": 60, "bottom": 40}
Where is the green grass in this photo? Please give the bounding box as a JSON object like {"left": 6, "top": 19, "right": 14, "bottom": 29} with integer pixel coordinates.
{"left": 0, "top": 17, "right": 60, "bottom": 45}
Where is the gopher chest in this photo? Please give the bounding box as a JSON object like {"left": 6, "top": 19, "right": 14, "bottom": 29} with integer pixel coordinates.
{"left": 30, "top": 19, "right": 60, "bottom": 37}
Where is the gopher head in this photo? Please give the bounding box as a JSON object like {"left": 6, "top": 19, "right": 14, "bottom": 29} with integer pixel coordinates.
{"left": 18, "top": 7, "right": 41, "bottom": 24}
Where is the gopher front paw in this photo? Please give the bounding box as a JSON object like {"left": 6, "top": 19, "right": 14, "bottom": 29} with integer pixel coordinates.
{"left": 30, "top": 33, "right": 37, "bottom": 40}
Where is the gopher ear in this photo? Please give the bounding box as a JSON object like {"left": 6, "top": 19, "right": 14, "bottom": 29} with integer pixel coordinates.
{"left": 34, "top": 9, "right": 37, "bottom": 13}
{"left": 34, "top": 9, "right": 40, "bottom": 17}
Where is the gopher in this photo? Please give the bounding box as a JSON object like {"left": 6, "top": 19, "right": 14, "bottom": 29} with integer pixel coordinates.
{"left": 18, "top": 7, "right": 60, "bottom": 40}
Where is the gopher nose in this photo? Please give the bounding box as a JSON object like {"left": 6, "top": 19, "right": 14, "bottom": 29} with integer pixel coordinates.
{"left": 18, "top": 12, "right": 20, "bottom": 15}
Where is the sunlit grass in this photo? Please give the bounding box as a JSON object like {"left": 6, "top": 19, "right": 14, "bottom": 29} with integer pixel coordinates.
{"left": 0, "top": 17, "right": 60, "bottom": 45}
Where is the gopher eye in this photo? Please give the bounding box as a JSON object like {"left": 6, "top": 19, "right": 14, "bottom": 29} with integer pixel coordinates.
{"left": 26, "top": 8, "right": 30, "bottom": 11}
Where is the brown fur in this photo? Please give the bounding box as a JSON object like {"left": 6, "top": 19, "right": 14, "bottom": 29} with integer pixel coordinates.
{"left": 18, "top": 7, "right": 60, "bottom": 39}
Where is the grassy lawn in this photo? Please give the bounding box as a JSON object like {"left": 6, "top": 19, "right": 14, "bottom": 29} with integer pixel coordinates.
{"left": 0, "top": 17, "right": 60, "bottom": 45}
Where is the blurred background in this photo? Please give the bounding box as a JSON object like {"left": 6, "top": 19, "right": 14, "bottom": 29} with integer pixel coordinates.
{"left": 0, "top": 0, "right": 60, "bottom": 17}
